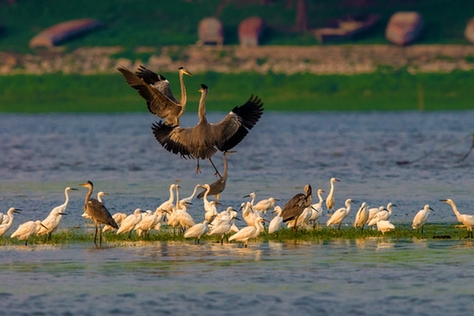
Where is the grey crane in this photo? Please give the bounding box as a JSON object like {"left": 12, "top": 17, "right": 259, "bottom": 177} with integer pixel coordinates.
{"left": 117, "top": 65, "right": 192, "bottom": 126}
{"left": 152, "top": 84, "right": 264, "bottom": 176}
{"left": 196, "top": 150, "right": 235, "bottom": 203}
{"left": 79, "top": 180, "right": 118, "bottom": 247}
{"left": 281, "top": 184, "right": 313, "bottom": 232}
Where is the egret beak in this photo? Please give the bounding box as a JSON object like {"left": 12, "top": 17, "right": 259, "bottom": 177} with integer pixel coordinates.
{"left": 41, "top": 223, "right": 49, "bottom": 230}
{"left": 70, "top": 188, "right": 79, "bottom": 191}
{"left": 13, "top": 209, "right": 22, "bottom": 214}
{"left": 59, "top": 212, "right": 67, "bottom": 215}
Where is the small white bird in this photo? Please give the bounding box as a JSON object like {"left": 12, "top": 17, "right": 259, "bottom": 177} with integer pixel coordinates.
{"left": 184, "top": 220, "right": 210, "bottom": 243}
{"left": 156, "top": 184, "right": 179, "bottom": 214}
{"left": 412, "top": 204, "right": 434, "bottom": 234}
{"left": 253, "top": 197, "right": 278, "bottom": 215}
{"left": 116, "top": 208, "right": 143, "bottom": 237}
{"left": 353, "top": 202, "right": 369, "bottom": 230}
{"left": 37, "top": 187, "right": 77, "bottom": 239}
{"left": 377, "top": 202, "right": 397, "bottom": 221}
{"left": 440, "top": 199, "right": 474, "bottom": 238}
{"left": 325, "top": 177, "right": 339, "bottom": 212}
{"left": 326, "top": 198, "right": 353, "bottom": 230}
{"left": 241, "top": 201, "right": 258, "bottom": 227}
{"left": 377, "top": 219, "right": 395, "bottom": 235}
{"left": 134, "top": 210, "right": 159, "bottom": 237}
{"left": 308, "top": 189, "right": 325, "bottom": 227}
{"left": 103, "top": 212, "right": 127, "bottom": 233}
{"left": 208, "top": 215, "right": 234, "bottom": 245}
{"left": 0, "top": 208, "right": 21, "bottom": 237}
{"left": 229, "top": 216, "right": 265, "bottom": 247}
{"left": 268, "top": 206, "right": 285, "bottom": 234}
{"left": 366, "top": 206, "right": 386, "bottom": 227}
{"left": 11, "top": 220, "right": 48, "bottom": 245}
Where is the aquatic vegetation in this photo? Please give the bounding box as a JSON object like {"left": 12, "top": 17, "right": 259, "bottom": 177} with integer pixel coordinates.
{"left": 0, "top": 223, "right": 466, "bottom": 247}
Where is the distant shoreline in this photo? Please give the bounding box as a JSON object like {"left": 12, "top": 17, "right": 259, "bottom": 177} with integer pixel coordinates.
{"left": 1, "top": 44, "right": 474, "bottom": 75}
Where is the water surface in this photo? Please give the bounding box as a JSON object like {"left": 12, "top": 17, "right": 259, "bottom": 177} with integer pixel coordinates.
{"left": 1, "top": 111, "right": 474, "bottom": 314}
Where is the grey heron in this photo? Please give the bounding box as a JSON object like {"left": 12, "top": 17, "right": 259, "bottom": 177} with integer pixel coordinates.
{"left": 196, "top": 150, "right": 235, "bottom": 203}
{"left": 151, "top": 84, "right": 264, "bottom": 176}
{"left": 280, "top": 184, "right": 312, "bottom": 232}
{"left": 79, "top": 180, "right": 118, "bottom": 247}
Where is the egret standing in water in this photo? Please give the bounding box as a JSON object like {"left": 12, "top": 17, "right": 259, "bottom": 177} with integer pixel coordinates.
{"left": 280, "top": 184, "right": 313, "bottom": 232}
{"left": 228, "top": 216, "right": 265, "bottom": 247}
{"left": 0, "top": 208, "right": 21, "bottom": 237}
{"left": 11, "top": 220, "right": 48, "bottom": 246}
{"left": 353, "top": 202, "right": 369, "bottom": 230}
{"left": 440, "top": 199, "right": 474, "bottom": 238}
{"left": 79, "top": 181, "right": 118, "bottom": 247}
{"left": 326, "top": 198, "right": 354, "bottom": 230}
{"left": 184, "top": 220, "right": 210, "bottom": 244}
{"left": 37, "top": 187, "right": 77, "bottom": 240}
{"left": 197, "top": 151, "right": 235, "bottom": 203}
{"left": 152, "top": 84, "right": 264, "bottom": 175}
{"left": 326, "top": 178, "right": 339, "bottom": 212}
{"left": 117, "top": 65, "right": 192, "bottom": 126}
{"left": 412, "top": 204, "right": 434, "bottom": 234}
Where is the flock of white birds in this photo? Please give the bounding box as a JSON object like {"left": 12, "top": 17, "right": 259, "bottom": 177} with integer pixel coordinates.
{"left": 1, "top": 177, "right": 474, "bottom": 246}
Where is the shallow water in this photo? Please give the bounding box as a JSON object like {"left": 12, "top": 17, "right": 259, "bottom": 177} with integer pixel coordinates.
{"left": 1, "top": 111, "right": 474, "bottom": 314}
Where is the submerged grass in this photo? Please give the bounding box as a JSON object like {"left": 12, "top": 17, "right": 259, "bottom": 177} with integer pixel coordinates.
{"left": 0, "top": 223, "right": 468, "bottom": 247}
{"left": 2, "top": 70, "right": 474, "bottom": 112}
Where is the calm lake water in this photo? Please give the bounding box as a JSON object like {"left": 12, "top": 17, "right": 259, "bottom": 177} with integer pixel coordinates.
{"left": 1, "top": 111, "right": 474, "bottom": 315}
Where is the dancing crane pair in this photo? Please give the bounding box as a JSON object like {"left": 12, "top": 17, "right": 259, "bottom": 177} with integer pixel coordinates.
{"left": 117, "top": 65, "right": 264, "bottom": 177}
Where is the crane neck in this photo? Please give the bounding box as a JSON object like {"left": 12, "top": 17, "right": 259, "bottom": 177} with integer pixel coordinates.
{"left": 198, "top": 86, "right": 209, "bottom": 123}
{"left": 179, "top": 70, "right": 187, "bottom": 107}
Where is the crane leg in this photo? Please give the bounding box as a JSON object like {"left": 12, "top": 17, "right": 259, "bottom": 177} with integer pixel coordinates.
{"left": 208, "top": 158, "right": 222, "bottom": 177}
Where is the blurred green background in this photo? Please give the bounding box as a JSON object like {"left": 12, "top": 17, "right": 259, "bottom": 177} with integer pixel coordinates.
{"left": 1, "top": 0, "right": 474, "bottom": 112}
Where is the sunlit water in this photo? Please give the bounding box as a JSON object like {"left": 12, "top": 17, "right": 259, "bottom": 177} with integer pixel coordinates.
{"left": 1, "top": 112, "right": 474, "bottom": 314}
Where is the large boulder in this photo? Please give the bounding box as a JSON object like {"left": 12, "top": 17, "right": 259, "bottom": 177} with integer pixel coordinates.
{"left": 197, "top": 17, "right": 224, "bottom": 46}
{"left": 385, "top": 12, "right": 425, "bottom": 46}
{"left": 238, "top": 16, "right": 264, "bottom": 47}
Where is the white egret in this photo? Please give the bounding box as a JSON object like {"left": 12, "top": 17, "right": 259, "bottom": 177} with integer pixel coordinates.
{"left": 326, "top": 177, "right": 340, "bottom": 212}
{"left": 37, "top": 187, "right": 77, "bottom": 239}
{"left": 440, "top": 199, "right": 474, "bottom": 238}
{"left": 208, "top": 215, "right": 234, "bottom": 245}
{"left": 308, "top": 189, "right": 325, "bottom": 227}
{"left": 366, "top": 206, "right": 385, "bottom": 227}
{"left": 243, "top": 192, "right": 256, "bottom": 206}
{"left": 326, "top": 198, "right": 353, "bottom": 230}
{"left": 229, "top": 216, "right": 265, "bottom": 247}
{"left": 134, "top": 210, "right": 159, "bottom": 237}
{"left": 157, "top": 184, "right": 179, "bottom": 214}
{"left": 116, "top": 208, "right": 143, "bottom": 237}
{"left": 180, "top": 183, "right": 201, "bottom": 206}
{"left": 268, "top": 206, "right": 285, "bottom": 234}
{"left": 0, "top": 208, "right": 21, "bottom": 237}
{"left": 199, "top": 184, "right": 218, "bottom": 222}
{"left": 11, "top": 220, "right": 48, "bottom": 246}
{"left": 353, "top": 202, "right": 369, "bottom": 230}
{"left": 412, "top": 204, "right": 434, "bottom": 234}
{"left": 184, "top": 220, "right": 210, "bottom": 243}
{"left": 253, "top": 197, "right": 279, "bottom": 215}
{"left": 377, "top": 219, "right": 395, "bottom": 235}
{"left": 241, "top": 201, "right": 258, "bottom": 227}
{"left": 377, "top": 202, "right": 397, "bottom": 221}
